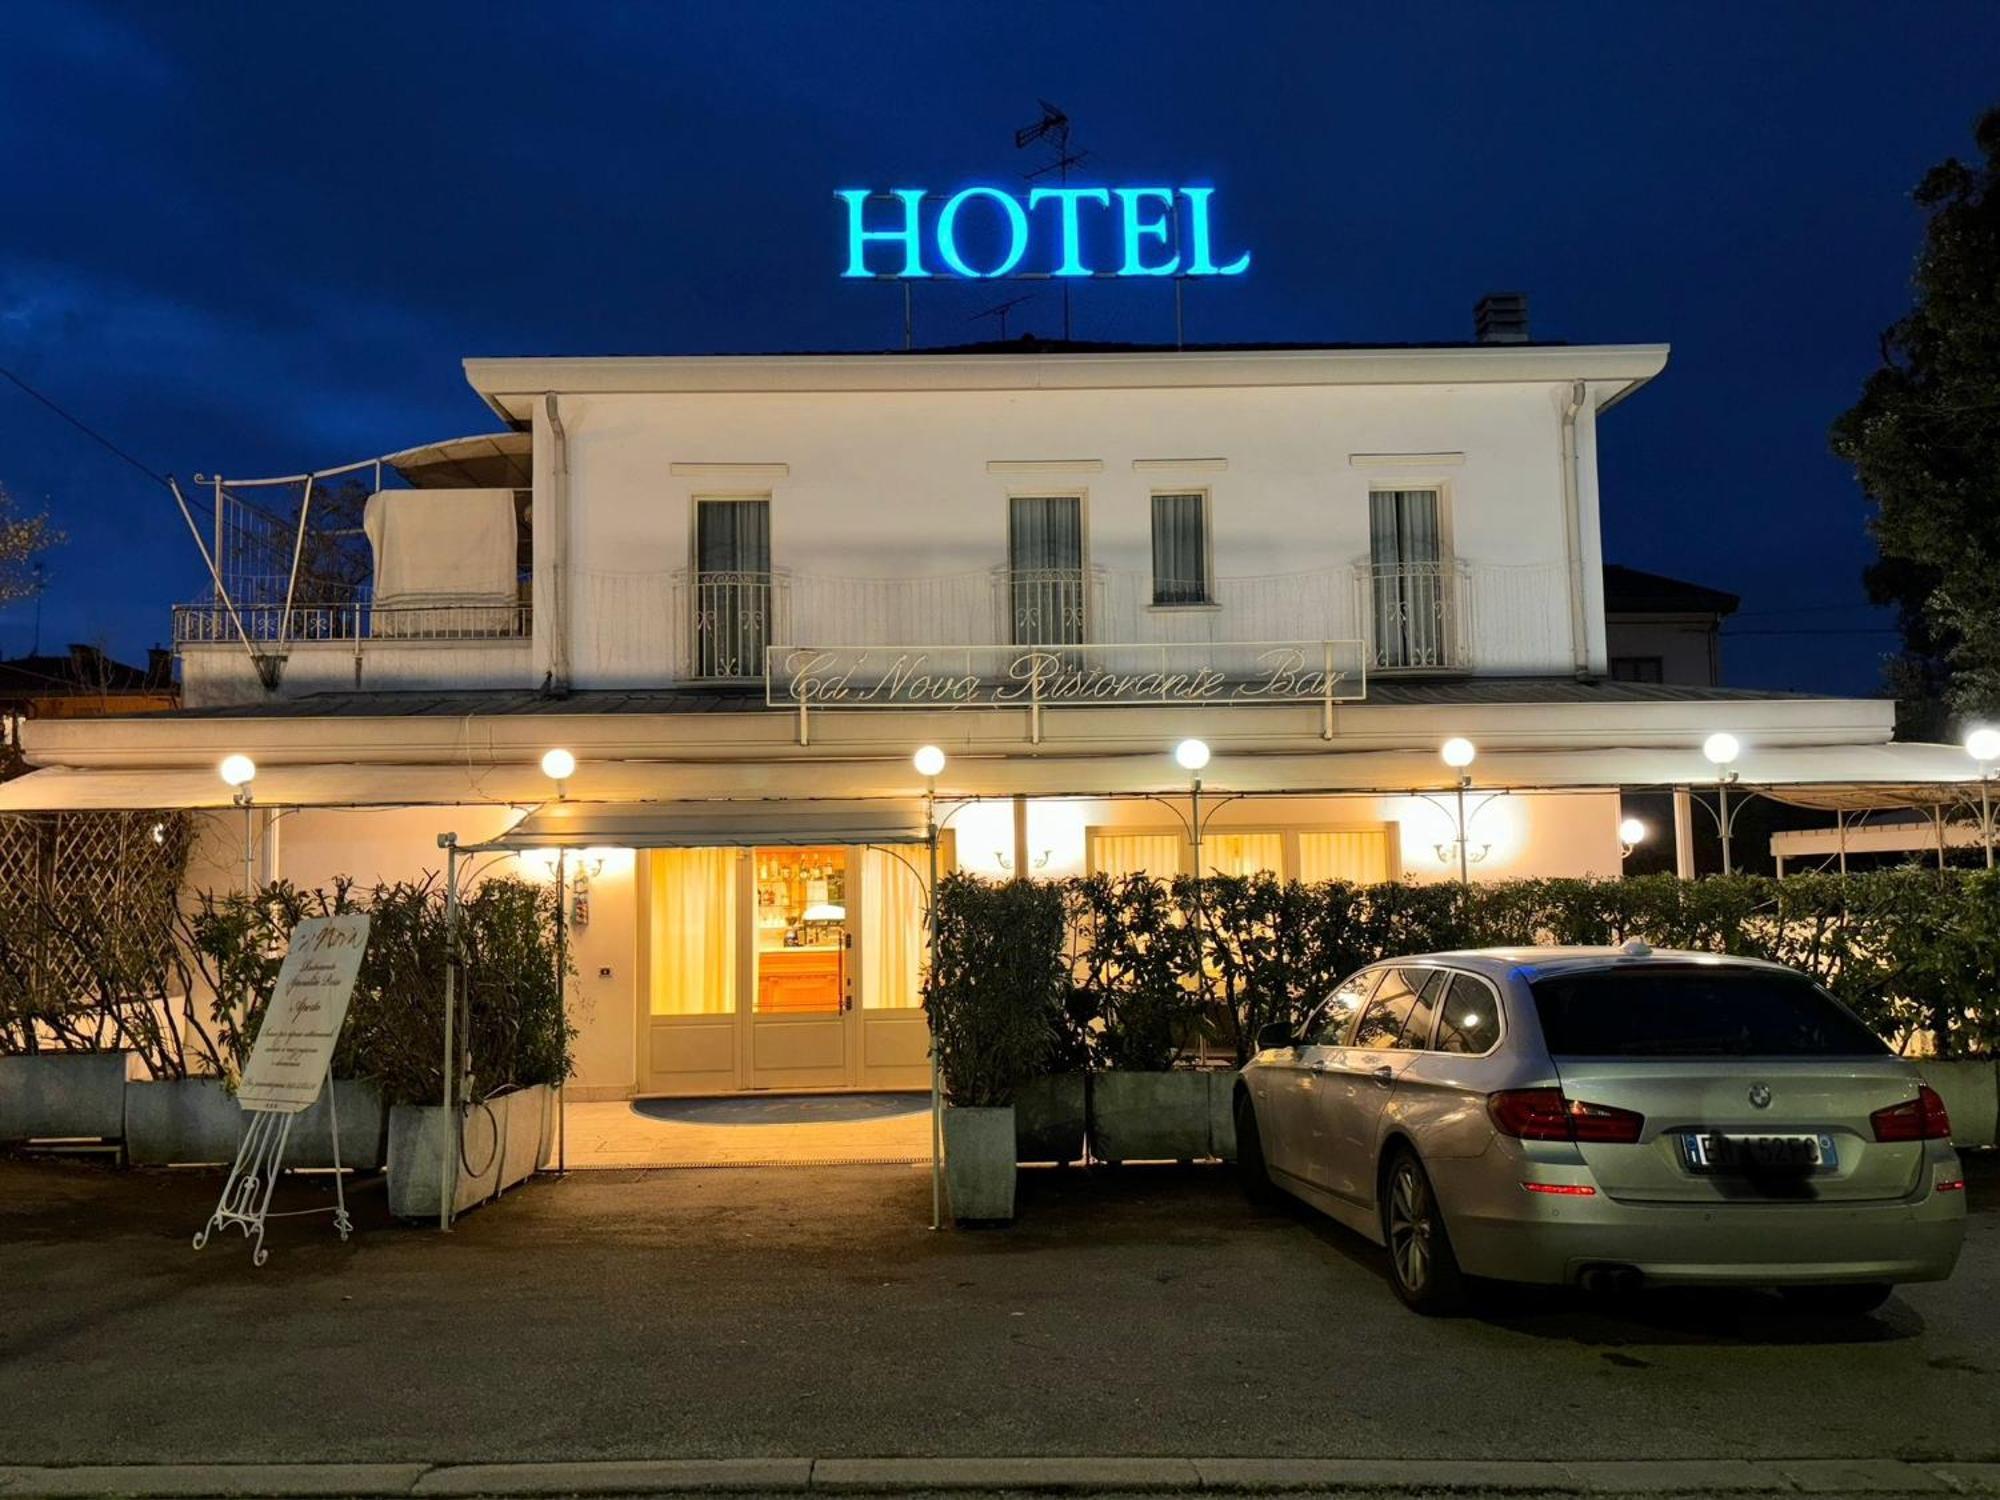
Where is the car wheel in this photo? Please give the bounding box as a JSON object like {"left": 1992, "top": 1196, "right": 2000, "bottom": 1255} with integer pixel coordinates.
{"left": 1779, "top": 1283, "right": 1894, "bottom": 1316}
{"left": 1381, "top": 1148, "right": 1466, "bottom": 1314}
{"left": 1234, "top": 1091, "right": 1280, "bottom": 1206}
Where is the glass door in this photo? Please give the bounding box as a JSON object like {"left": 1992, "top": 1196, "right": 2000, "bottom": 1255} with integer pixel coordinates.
{"left": 745, "top": 845, "right": 856, "bottom": 1088}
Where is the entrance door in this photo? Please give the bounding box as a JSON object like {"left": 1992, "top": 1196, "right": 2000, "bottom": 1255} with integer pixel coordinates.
{"left": 642, "top": 842, "right": 935, "bottom": 1097}
{"left": 745, "top": 846, "right": 857, "bottom": 1089}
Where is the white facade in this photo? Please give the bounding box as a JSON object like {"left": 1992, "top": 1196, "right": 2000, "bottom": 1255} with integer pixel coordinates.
{"left": 19, "top": 341, "right": 1932, "bottom": 1102}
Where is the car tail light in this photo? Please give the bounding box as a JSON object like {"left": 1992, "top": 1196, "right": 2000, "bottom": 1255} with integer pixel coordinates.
{"left": 1521, "top": 1181, "right": 1597, "bottom": 1196}
{"left": 1935, "top": 1177, "right": 1966, "bottom": 1194}
{"left": 1488, "top": 1088, "right": 1644, "bottom": 1144}
{"left": 1870, "top": 1085, "right": 1952, "bottom": 1143}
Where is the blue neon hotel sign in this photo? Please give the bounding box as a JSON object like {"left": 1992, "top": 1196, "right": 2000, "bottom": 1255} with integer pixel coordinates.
{"left": 837, "top": 186, "right": 1250, "bottom": 279}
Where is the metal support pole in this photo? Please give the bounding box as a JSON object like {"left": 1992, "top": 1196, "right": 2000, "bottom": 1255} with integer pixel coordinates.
{"left": 1454, "top": 776, "right": 1471, "bottom": 885}
{"left": 1983, "top": 780, "right": 1995, "bottom": 871}
{"left": 1718, "top": 781, "right": 1733, "bottom": 877}
{"left": 1190, "top": 775, "right": 1203, "bottom": 878}
{"left": 439, "top": 836, "right": 461, "bottom": 1232}
{"left": 1837, "top": 810, "right": 1849, "bottom": 876}
{"left": 926, "top": 784, "right": 942, "bottom": 1231}
{"left": 555, "top": 847, "right": 567, "bottom": 1177}
{"left": 1935, "top": 806, "right": 1947, "bottom": 873}
{"left": 1672, "top": 786, "right": 1695, "bottom": 880}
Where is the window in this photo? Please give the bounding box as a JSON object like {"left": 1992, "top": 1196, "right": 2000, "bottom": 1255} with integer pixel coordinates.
{"left": 1400, "top": 969, "right": 1447, "bottom": 1050}
{"left": 1367, "top": 488, "right": 1449, "bottom": 669}
{"left": 1150, "top": 491, "right": 1210, "bottom": 605}
{"left": 1008, "top": 494, "right": 1086, "bottom": 646}
{"left": 1089, "top": 830, "right": 1186, "bottom": 878}
{"left": 1435, "top": 974, "right": 1501, "bottom": 1055}
{"left": 1200, "top": 831, "right": 1284, "bottom": 878}
{"left": 1308, "top": 969, "right": 1381, "bottom": 1045}
{"left": 693, "top": 497, "right": 771, "bottom": 679}
{"left": 1353, "top": 968, "right": 1424, "bottom": 1049}
{"left": 1528, "top": 965, "right": 1888, "bottom": 1058}
{"left": 1298, "top": 829, "right": 1392, "bottom": 883}
{"left": 1610, "top": 656, "right": 1665, "bottom": 684}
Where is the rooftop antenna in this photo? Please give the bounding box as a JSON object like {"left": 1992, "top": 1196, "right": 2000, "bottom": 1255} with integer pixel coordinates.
{"left": 1014, "top": 101, "right": 1088, "bottom": 340}
{"left": 969, "top": 293, "right": 1037, "bottom": 341}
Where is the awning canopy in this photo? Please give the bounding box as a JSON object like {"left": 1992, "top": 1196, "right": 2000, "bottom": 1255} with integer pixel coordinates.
{"left": 0, "top": 740, "right": 1983, "bottom": 814}
{"left": 383, "top": 432, "right": 532, "bottom": 490}
{"left": 477, "top": 799, "right": 931, "bottom": 850}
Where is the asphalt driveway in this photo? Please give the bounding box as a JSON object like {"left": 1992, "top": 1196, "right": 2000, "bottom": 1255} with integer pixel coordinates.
{"left": 0, "top": 1152, "right": 1994, "bottom": 1467}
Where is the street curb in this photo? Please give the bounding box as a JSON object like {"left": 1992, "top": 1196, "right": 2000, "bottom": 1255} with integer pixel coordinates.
{"left": 0, "top": 1457, "right": 1996, "bottom": 1498}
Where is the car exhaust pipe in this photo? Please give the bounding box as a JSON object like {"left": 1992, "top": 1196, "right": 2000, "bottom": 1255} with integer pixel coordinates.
{"left": 1579, "top": 1264, "right": 1644, "bottom": 1297}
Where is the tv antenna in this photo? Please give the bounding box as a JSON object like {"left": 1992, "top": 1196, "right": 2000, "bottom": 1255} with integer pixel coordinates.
{"left": 1015, "top": 101, "right": 1089, "bottom": 338}
{"left": 969, "top": 293, "right": 1037, "bottom": 341}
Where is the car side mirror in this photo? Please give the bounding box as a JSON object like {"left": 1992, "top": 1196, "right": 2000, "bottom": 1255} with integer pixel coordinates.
{"left": 1256, "top": 1021, "right": 1297, "bottom": 1050}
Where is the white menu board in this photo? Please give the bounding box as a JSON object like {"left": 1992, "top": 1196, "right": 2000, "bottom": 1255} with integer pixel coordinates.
{"left": 235, "top": 914, "right": 371, "bottom": 1115}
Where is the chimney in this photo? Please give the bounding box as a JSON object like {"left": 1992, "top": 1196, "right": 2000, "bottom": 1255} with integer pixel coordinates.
{"left": 147, "top": 647, "right": 174, "bottom": 688}
{"left": 1475, "top": 292, "right": 1530, "bottom": 345}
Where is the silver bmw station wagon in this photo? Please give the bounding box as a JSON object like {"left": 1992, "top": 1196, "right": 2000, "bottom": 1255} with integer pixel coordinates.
{"left": 1232, "top": 945, "right": 1967, "bottom": 1314}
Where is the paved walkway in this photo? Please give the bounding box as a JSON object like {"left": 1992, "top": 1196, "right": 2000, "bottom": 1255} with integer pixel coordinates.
{"left": 558, "top": 1097, "right": 931, "bottom": 1168}
{"left": 0, "top": 1155, "right": 1994, "bottom": 1473}
{"left": 2, "top": 1455, "right": 1996, "bottom": 1497}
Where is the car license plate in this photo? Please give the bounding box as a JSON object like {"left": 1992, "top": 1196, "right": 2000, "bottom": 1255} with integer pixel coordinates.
{"left": 1680, "top": 1132, "right": 1835, "bottom": 1173}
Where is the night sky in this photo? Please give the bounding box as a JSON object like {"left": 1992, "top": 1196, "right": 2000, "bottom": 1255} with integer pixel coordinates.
{"left": 3, "top": 2, "right": 1997, "bottom": 698}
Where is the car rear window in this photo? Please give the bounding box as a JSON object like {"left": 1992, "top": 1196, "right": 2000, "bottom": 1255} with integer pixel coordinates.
{"left": 1528, "top": 964, "right": 1889, "bottom": 1058}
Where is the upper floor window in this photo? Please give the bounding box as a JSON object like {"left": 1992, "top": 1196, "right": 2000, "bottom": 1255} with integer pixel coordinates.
{"left": 1007, "top": 494, "right": 1086, "bottom": 647}
{"left": 693, "top": 496, "right": 772, "bottom": 679}
{"left": 1368, "top": 488, "right": 1449, "bottom": 670}
{"left": 1150, "top": 491, "right": 1211, "bottom": 606}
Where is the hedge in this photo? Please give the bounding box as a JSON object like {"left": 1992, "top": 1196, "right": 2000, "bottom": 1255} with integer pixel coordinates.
{"left": 926, "top": 871, "right": 2000, "bottom": 1096}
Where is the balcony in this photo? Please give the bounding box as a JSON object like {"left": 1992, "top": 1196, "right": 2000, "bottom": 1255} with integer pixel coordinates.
{"left": 578, "top": 558, "right": 1569, "bottom": 682}
{"left": 173, "top": 599, "right": 532, "bottom": 644}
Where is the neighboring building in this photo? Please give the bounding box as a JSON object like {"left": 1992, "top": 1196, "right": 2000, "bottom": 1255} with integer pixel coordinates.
{"left": 0, "top": 644, "right": 177, "bottom": 770}
{"left": 0, "top": 325, "right": 1973, "bottom": 1103}
{"left": 1602, "top": 563, "right": 1739, "bottom": 687}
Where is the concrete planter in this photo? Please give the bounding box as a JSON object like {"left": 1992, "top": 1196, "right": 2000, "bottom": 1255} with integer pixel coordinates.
{"left": 386, "top": 1085, "right": 554, "bottom": 1222}
{"left": 125, "top": 1078, "right": 388, "bottom": 1169}
{"left": 1090, "top": 1070, "right": 1215, "bottom": 1164}
{"left": 944, "top": 1105, "right": 1016, "bottom": 1223}
{"left": 1013, "top": 1073, "right": 1087, "bottom": 1164}
{"left": 1918, "top": 1059, "right": 1999, "bottom": 1150}
{"left": 0, "top": 1051, "right": 131, "bottom": 1143}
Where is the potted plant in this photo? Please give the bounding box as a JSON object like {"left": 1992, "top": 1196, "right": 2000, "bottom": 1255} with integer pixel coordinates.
{"left": 926, "top": 875, "right": 1064, "bottom": 1222}
{"left": 1071, "top": 873, "right": 1213, "bottom": 1164}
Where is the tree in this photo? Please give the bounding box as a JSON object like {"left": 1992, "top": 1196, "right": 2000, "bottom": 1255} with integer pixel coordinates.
{"left": 1832, "top": 106, "right": 2000, "bottom": 739}
{"left": 0, "top": 483, "right": 59, "bottom": 610}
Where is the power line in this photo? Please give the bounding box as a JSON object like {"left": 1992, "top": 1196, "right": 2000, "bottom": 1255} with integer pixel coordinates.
{"left": 0, "top": 365, "right": 167, "bottom": 487}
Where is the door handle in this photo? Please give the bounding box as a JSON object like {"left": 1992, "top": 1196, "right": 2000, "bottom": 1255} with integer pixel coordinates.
{"left": 1370, "top": 1065, "right": 1394, "bottom": 1083}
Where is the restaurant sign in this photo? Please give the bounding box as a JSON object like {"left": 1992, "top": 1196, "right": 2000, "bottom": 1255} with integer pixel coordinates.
{"left": 767, "top": 641, "right": 1367, "bottom": 711}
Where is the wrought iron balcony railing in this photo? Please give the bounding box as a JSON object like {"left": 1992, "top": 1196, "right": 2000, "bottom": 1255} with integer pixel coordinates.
{"left": 173, "top": 600, "right": 532, "bottom": 645}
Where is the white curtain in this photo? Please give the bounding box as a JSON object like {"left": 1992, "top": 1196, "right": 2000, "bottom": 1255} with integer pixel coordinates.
{"left": 1150, "top": 492, "right": 1208, "bottom": 605}
{"left": 649, "top": 848, "right": 737, "bottom": 1016}
{"left": 1299, "top": 829, "right": 1391, "bottom": 884}
{"left": 1090, "top": 830, "right": 1187, "bottom": 878}
{"left": 1369, "top": 489, "right": 1442, "bottom": 669}
{"left": 1202, "top": 831, "right": 1284, "bottom": 878}
{"left": 861, "top": 847, "right": 925, "bottom": 1010}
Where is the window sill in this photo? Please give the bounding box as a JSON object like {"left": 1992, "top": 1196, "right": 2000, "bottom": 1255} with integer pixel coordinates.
{"left": 1146, "top": 601, "right": 1221, "bottom": 613}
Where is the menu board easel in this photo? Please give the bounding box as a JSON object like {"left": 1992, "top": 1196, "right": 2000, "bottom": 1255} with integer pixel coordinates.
{"left": 194, "top": 914, "right": 370, "bottom": 1267}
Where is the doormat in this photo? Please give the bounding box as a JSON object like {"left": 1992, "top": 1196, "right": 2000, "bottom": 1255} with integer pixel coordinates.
{"left": 631, "top": 1092, "right": 930, "bottom": 1126}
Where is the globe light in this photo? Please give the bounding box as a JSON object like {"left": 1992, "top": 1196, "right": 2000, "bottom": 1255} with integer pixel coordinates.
{"left": 1174, "top": 738, "right": 1211, "bottom": 773}
{"left": 1618, "top": 817, "right": 1648, "bottom": 847}
{"left": 913, "top": 744, "right": 947, "bottom": 779}
{"left": 1440, "top": 737, "right": 1477, "bottom": 770}
{"left": 540, "top": 748, "right": 577, "bottom": 782}
{"left": 1702, "top": 732, "right": 1741, "bottom": 768}
{"left": 218, "top": 754, "right": 256, "bottom": 788}
{"left": 1966, "top": 727, "right": 2000, "bottom": 765}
